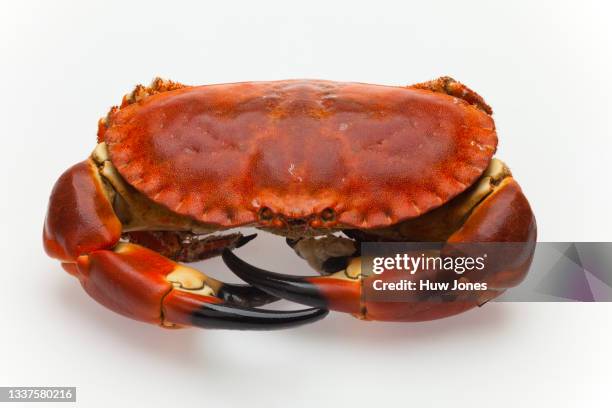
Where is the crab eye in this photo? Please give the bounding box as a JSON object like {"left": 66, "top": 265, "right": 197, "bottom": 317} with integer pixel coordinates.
{"left": 320, "top": 208, "right": 335, "bottom": 222}
{"left": 259, "top": 207, "right": 274, "bottom": 221}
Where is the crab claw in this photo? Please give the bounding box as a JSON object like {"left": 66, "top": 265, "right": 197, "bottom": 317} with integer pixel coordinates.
{"left": 75, "top": 242, "right": 328, "bottom": 330}
{"left": 222, "top": 249, "right": 362, "bottom": 315}
{"left": 164, "top": 290, "right": 327, "bottom": 330}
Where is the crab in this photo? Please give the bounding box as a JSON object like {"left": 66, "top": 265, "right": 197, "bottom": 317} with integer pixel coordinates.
{"left": 44, "top": 77, "right": 536, "bottom": 329}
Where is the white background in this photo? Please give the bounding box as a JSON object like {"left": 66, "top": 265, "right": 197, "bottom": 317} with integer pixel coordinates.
{"left": 2, "top": 1, "right": 611, "bottom": 406}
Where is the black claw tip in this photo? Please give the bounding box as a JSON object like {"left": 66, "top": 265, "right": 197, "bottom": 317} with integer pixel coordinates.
{"left": 191, "top": 303, "right": 328, "bottom": 330}
{"left": 236, "top": 233, "right": 258, "bottom": 248}
{"left": 222, "top": 249, "right": 328, "bottom": 309}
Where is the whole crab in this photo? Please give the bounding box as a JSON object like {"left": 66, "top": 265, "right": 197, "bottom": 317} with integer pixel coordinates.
{"left": 44, "top": 77, "right": 536, "bottom": 330}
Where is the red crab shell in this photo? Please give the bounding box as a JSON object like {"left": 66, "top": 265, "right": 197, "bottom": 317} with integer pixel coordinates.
{"left": 103, "top": 80, "right": 497, "bottom": 229}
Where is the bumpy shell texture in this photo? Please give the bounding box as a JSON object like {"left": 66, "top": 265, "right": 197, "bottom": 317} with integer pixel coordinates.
{"left": 104, "top": 80, "right": 497, "bottom": 229}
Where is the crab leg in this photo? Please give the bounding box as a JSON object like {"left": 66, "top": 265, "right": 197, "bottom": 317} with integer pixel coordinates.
{"left": 44, "top": 159, "right": 327, "bottom": 329}
{"left": 223, "top": 176, "right": 536, "bottom": 322}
